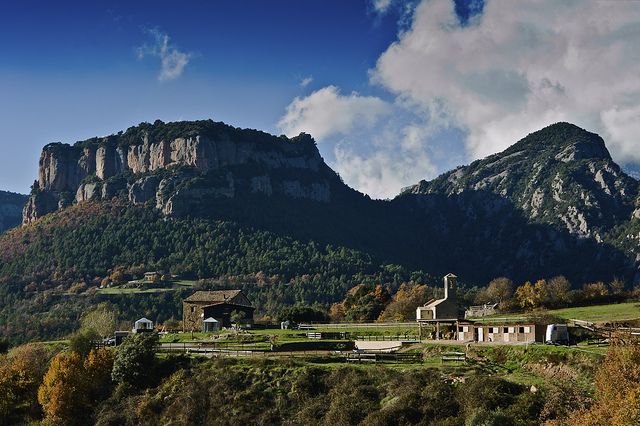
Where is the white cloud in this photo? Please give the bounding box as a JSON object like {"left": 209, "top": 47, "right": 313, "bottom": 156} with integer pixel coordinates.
{"left": 277, "top": 86, "right": 458, "bottom": 198}
{"left": 371, "top": 0, "right": 640, "bottom": 162}
{"left": 334, "top": 123, "right": 439, "bottom": 199}
{"left": 138, "top": 29, "right": 192, "bottom": 81}
{"left": 372, "top": 0, "right": 393, "bottom": 13}
{"left": 277, "top": 85, "right": 391, "bottom": 140}
{"left": 278, "top": 0, "right": 640, "bottom": 199}
{"left": 300, "top": 76, "right": 313, "bottom": 88}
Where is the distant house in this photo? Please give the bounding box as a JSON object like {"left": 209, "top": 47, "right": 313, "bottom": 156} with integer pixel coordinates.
{"left": 416, "top": 274, "right": 460, "bottom": 321}
{"left": 133, "top": 317, "right": 154, "bottom": 333}
{"left": 144, "top": 271, "right": 161, "bottom": 282}
{"left": 465, "top": 303, "right": 498, "bottom": 319}
{"left": 182, "top": 290, "right": 255, "bottom": 331}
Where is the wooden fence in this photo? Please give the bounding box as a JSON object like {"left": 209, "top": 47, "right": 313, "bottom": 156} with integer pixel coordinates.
{"left": 440, "top": 351, "right": 466, "bottom": 364}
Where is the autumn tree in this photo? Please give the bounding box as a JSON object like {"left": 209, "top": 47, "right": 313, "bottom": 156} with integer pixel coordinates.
{"left": 378, "top": 283, "right": 432, "bottom": 321}
{"left": 329, "top": 303, "right": 346, "bottom": 322}
{"left": 547, "top": 275, "right": 571, "bottom": 308}
{"left": 533, "top": 279, "right": 550, "bottom": 308}
{"left": 81, "top": 304, "right": 118, "bottom": 338}
{"left": 569, "top": 338, "right": 640, "bottom": 425}
{"left": 609, "top": 278, "right": 626, "bottom": 296}
{"left": 37, "top": 348, "right": 113, "bottom": 426}
{"left": 84, "top": 348, "right": 114, "bottom": 404}
{"left": 38, "top": 352, "right": 89, "bottom": 425}
{"left": 0, "top": 344, "right": 55, "bottom": 423}
{"left": 342, "top": 284, "right": 391, "bottom": 322}
{"left": 514, "top": 282, "right": 536, "bottom": 310}
{"left": 480, "top": 277, "right": 513, "bottom": 310}
{"left": 582, "top": 282, "right": 609, "bottom": 301}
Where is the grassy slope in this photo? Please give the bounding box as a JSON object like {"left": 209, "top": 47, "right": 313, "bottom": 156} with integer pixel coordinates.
{"left": 548, "top": 302, "right": 640, "bottom": 322}
{"left": 475, "top": 302, "right": 640, "bottom": 323}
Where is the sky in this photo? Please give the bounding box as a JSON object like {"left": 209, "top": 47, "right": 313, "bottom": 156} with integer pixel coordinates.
{"left": 1, "top": 0, "right": 640, "bottom": 198}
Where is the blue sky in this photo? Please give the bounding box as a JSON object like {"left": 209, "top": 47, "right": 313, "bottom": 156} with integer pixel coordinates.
{"left": 2, "top": 0, "right": 639, "bottom": 198}
{"left": 0, "top": 0, "right": 407, "bottom": 193}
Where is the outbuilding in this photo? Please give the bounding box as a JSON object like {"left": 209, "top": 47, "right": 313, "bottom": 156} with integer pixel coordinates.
{"left": 133, "top": 317, "right": 154, "bottom": 333}
{"left": 202, "top": 317, "right": 221, "bottom": 332}
{"left": 457, "top": 323, "right": 544, "bottom": 343}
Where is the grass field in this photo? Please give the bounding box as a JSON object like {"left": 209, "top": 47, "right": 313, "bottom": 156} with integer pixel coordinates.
{"left": 96, "top": 280, "right": 195, "bottom": 295}
{"left": 473, "top": 301, "right": 640, "bottom": 323}
{"left": 546, "top": 302, "right": 640, "bottom": 322}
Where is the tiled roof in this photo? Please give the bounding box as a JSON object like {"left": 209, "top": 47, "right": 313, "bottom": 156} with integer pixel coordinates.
{"left": 184, "top": 290, "right": 243, "bottom": 303}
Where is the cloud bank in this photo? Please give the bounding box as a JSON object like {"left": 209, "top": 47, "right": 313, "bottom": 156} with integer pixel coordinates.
{"left": 373, "top": 0, "right": 640, "bottom": 161}
{"left": 278, "top": 86, "right": 391, "bottom": 140}
{"left": 138, "top": 29, "right": 192, "bottom": 81}
{"left": 280, "top": 0, "right": 640, "bottom": 198}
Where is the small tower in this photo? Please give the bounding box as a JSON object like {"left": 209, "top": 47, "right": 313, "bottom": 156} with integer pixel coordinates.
{"left": 444, "top": 273, "right": 457, "bottom": 301}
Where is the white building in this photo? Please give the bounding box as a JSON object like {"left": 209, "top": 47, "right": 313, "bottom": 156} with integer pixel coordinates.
{"left": 133, "top": 317, "right": 154, "bottom": 333}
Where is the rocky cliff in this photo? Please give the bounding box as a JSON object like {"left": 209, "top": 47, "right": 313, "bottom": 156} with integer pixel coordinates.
{"left": 23, "top": 120, "right": 336, "bottom": 223}
{"left": 0, "top": 191, "right": 28, "bottom": 232}
{"left": 402, "top": 123, "right": 639, "bottom": 240}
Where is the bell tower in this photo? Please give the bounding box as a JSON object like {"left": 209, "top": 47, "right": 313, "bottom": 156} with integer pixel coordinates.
{"left": 444, "top": 273, "right": 457, "bottom": 301}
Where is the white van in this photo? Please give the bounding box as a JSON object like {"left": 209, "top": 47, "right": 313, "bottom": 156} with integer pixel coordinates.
{"left": 545, "top": 324, "right": 569, "bottom": 345}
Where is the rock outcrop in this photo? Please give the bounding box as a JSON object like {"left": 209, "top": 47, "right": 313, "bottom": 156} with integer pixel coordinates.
{"left": 23, "top": 120, "right": 336, "bottom": 223}
{"left": 0, "top": 191, "right": 28, "bottom": 232}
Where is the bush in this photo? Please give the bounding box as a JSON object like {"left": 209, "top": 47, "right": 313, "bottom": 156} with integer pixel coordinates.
{"left": 111, "top": 332, "right": 158, "bottom": 389}
{"left": 277, "top": 305, "right": 328, "bottom": 323}
{"left": 69, "top": 329, "right": 100, "bottom": 359}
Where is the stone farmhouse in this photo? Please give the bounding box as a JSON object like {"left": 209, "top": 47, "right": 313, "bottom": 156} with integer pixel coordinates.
{"left": 183, "top": 290, "right": 254, "bottom": 331}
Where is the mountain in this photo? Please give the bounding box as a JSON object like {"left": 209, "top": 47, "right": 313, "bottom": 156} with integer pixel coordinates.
{"left": 2, "top": 119, "right": 640, "bottom": 344}
{"left": 402, "top": 123, "right": 639, "bottom": 238}
{"left": 0, "top": 190, "right": 28, "bottom": 232}
{"left": 396, "top": 123, "right": 639, "bottom": 282}
{"left": 23, "top": 119, "right": 338, "bottom": 223}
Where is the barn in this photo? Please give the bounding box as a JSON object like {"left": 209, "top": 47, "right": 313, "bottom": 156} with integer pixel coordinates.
{"left": 182, "top": 290, "right": 254, "bottom": 331}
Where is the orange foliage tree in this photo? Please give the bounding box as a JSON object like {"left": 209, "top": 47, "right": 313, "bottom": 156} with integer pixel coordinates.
{"left": 38, "top": 348, "right": 114, "bottom": 425}
{"left": 569, "top": 338, "right": 640, "bottom": 425}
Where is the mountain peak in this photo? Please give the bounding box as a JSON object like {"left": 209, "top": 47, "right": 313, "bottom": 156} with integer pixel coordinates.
{"left": 400, "top": 122, "right": 637, "bottom": 238}
{"left": 506, "top": 122, "right": 611, "bottom": 162}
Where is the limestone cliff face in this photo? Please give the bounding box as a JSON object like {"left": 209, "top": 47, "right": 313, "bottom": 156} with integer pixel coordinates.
{"left": 23, "top": 120, "right": 335, "bottom": 223}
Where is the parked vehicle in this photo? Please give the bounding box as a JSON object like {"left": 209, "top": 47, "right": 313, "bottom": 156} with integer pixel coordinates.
{"left": 545, "top": 324, "right": 569, "bottom": 345}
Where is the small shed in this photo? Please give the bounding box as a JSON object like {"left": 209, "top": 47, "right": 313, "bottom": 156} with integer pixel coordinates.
{"left": 202, "top": 317, "right": 221, "bottom": 332}
{"left": 133, "top": 317, "right": 154, "bottom": 333}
